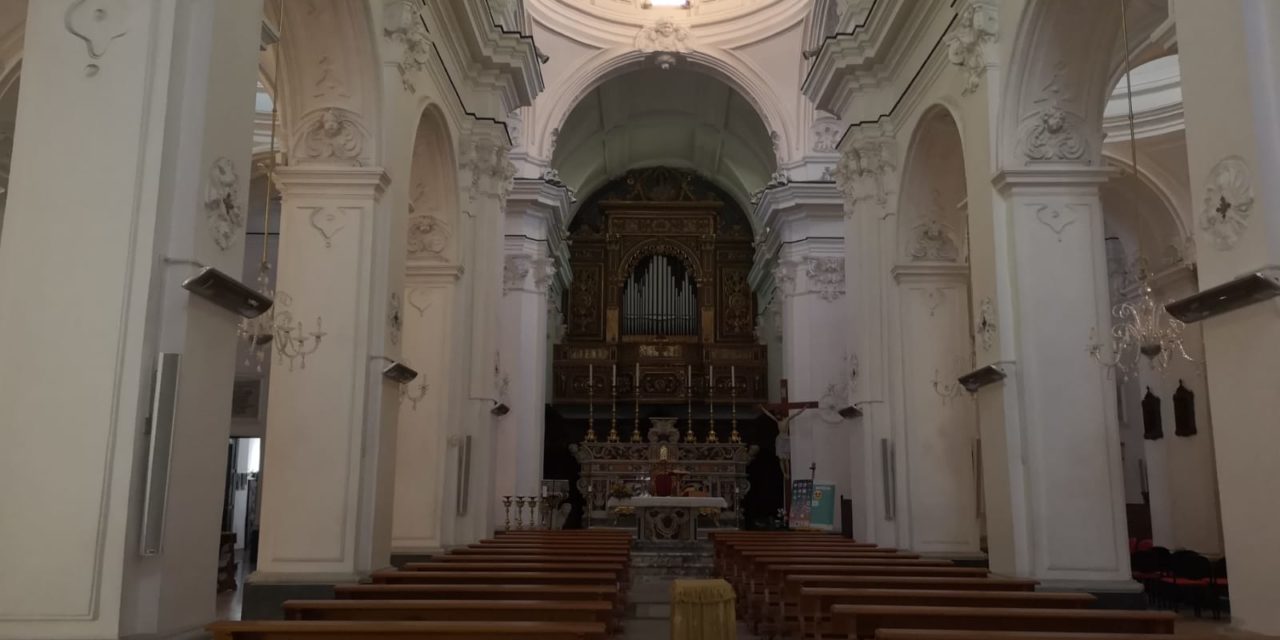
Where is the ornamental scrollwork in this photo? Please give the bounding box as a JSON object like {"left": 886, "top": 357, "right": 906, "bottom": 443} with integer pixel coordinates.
{"left": 944, "top": 1, "right": 998, "bottom": 96}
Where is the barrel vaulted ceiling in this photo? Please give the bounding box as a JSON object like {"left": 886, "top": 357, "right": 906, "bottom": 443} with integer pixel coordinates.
{"left": 552, "top": 66, "right": 775, "bottom": 213}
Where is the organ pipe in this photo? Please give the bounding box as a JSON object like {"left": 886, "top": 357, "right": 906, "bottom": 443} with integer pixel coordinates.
{"left": 621, "top": 254, "right": 698, "bottom": 336}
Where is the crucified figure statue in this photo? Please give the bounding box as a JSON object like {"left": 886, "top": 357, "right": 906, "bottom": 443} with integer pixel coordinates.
{"left": 758, "top": 379, "right": 818, "bottom": 516}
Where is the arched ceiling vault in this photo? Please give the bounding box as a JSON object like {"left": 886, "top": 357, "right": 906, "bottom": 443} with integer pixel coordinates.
{"left": 553, "top": 66, "right": 774, "bottom": 218}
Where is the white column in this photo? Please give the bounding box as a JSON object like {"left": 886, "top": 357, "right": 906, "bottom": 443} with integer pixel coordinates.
{"left": 776, "top": 237, "right": 855, "bottom": 505}
{"left": 1174, "top": 1, "right": 1280, "bottom": 632}
{"left": 890, "top": 266, "right": 982, "bottom": 555}
{"left": 254, "top": 166, "right": 396, "bottom": 582}
{"left": 988, "top": 169, "right": 1132, "bottom": 588}
{"left": 493, "top": 180, "right": 569, "bottom": 527}
{"left": 391, "top": 263, "right": 461, "bottom": 554}
{"left": 443, "top": 134, "right": 514, "bottom": 543}
{"left": 0, "top": 2, "right": 261, "bottom": 638}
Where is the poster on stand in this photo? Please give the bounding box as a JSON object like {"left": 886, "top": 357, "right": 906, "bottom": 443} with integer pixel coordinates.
{"left": 789, "top": 480, "right": 813, "bottom": 529}
{"left": 809, "top": 483, "right": 835, "bottom": 531}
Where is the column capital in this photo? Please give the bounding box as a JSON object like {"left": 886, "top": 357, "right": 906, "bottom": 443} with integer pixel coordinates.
{"left": 992, "top": 166, "right": 1115, "bottom": 193}
{"left": 273, "top": 166, "right": 391, "bottom": 199}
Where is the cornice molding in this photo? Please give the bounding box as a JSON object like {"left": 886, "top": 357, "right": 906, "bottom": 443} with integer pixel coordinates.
{"left": 405, "top": 262, "right": 465, "bottom": 283}
{"left": 272, "top": 166, "right": 391, "bottom": 199}
{"left": 890, "top": 262, "right": 970, "bottom": 283}
{"left": 803, "top": 0, "right": 951, "bottom": 118}
{"left": 422, "top": 0, "right": 544, "bottom": 118}
{"left": 992, "top": 166, "right": 1117, "bottom": 192}
{"left": 527, "top": 0, "right": 810, "bottom": 50}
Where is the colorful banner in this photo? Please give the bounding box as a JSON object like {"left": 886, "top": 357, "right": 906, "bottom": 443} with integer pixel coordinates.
{"left": 789, "top": 480, "right": 813, "bottom": 529}
{"left": 809, "top": 483, "right": 836, "bottom": 531}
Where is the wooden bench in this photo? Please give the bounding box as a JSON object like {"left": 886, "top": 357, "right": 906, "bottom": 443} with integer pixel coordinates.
{"left": 333, "top": 583, "right": 618, "bottom": 603}
{"left": 875, "top": 631, "right": 1197, "bottom": 640}
{"left": 751, "top": 564, "right": 989, "bottom": 633}
{"left": 830, "top": 605, "right": 1177, "bottom": 639}
{"left": 798, "top": 589, "right": 1096, "bottom": 640}
{"left": 368, "top": 570, "right": 617, "bottom": 587}
{"left": 207, "top": 620, "right": 607, "bottom": 640}
{"left": 283, "top": 599, "right": 613, "bottom": 627}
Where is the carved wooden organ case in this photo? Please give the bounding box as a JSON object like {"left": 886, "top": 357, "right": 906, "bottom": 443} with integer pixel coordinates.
{"left": 554, "top": 168, "right": 766, "bottom": 405}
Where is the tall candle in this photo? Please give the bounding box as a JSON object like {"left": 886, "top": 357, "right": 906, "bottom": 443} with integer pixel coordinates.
{"left": 731, "top": 365, "right": 736, "bottom": 387}
{"left": 687, "top": 365, "right": 692, "bottom": 388}
{"left": 635, "top": 363, "right": 640, "bottom": 387}
{"left": 709, "top": 365, "right": 714, "bottom": 389}
{"left": 589, "top": 364, "right": 593, "bottom": 385}
{"left": 612, "top": 364, "right": 616, "bottom": 386}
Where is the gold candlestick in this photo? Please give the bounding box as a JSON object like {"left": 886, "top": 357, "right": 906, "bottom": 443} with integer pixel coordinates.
{"left": 631, "top": 367, "right": 642, "bottom": 443}
{"left": 730, "top": 379, "right": 742, "bottom": 444}
{"left": 608, "top": 374, "right": 620, "bottom": 443}
{"left": 585, "top": 370, "right": 598, "bottom": 443}
{"left": 707, "top": 368, "right": 719, "bottom": 443}
{"left": 514, "top": 497, "right": 526, "bottom": 530}
{"left": 502, "top": 496, "right": 513, "bottom": 532}
{"left": 685, "top": 374, "right": 697, "bottom": 443}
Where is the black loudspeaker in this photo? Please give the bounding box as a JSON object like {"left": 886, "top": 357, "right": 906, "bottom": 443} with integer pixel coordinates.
{"left": 1166, "top": 266, "right": 1280, "bottom": 323}
{"left": 181, "top": 266, "right": 273, "bottom": 318}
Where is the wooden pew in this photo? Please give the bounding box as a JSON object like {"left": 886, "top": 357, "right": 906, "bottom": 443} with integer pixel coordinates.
{"left": 402, "top": 561, "right": 629, "bottom": 592}
{"left": 368, "top": 570, "right": 617, "bottom": 587}
{"left": 752, "top": 564, "right": 988, "bottom": 633}
{"left": 333, "top": 583, "right": 618, "bottom": 604}
{"left": 876, "top": 631, "right": 1195, "bottom": 640}
{"left": 207, "top": 620, "right": 607, "bottom": 640}
{"left": 798, "top": 589, "right": 1096, "bottom": 640}
{"left": 453, "top": 546, "right": 629, "bottom": 556}
{"left": 283, "top": 599, "right": 613, "bottom": 627}
{"left": 829, "top": 605, "right": 1177, "bottom": 639}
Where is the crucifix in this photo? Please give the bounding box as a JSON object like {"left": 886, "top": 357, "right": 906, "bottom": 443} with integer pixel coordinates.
{"left": 758, "top": 378, "right": 819, "bottom": 517}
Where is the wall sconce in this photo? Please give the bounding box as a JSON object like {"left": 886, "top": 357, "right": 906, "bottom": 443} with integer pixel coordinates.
{"left": 958, "top": 365, "right": 1007, "bottom": 393}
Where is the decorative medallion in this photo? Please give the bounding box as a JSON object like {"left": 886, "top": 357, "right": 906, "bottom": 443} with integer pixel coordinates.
{"left": 64, "top": 0, "right": 130, "bottom": 77}
{"left": 308, "top": 206, "right": 347, "bottom": 247}
{"left": 407, "top": 287, "right": 432, "bottom": 318}
{"left": 804, "top": 257, "right": 846, "bottom": 302}
{"left": 203, "top": 157, "right": 243, "bottom": 251}
{"left": 908, "top": 219, "right": 960, "bottom": 262}
{"left": 1198, "top": 155, "right": 1254, "bottom": 250}
{"left": 407, "top": 214, "right": 451, "bottom": 258}
{"left": 976, "top": 296, "right": 996, "bottom": 351}
{"left": 811, "top": 119, "right": 843, "bottom": 153}
{"left": 1034, "top": 204, "right": 1076, "bottom": 242}
{"left": 834, "top": 138, "right": 896, "bottom": 217}
{"left": 301, "top": 108, "right": 365, "bottom": 164}
{"left": 1021, "top": 65, "right": 1087, "bottom": 162}
{"left": 636, "top": 17, "right": 692, "bottom": 54}
{"left": 944, "top": 1, "right": 998, "bottom": 96}
{"left": 388, "top": 292, "right": 403, "bottom": 345}
{"left": 503, "top": 254, "right": 533, "bottom": 295}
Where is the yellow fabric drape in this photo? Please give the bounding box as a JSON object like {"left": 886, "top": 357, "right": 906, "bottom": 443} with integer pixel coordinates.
{"left": 671, "top": 578, "right": 736, "bottom": 640}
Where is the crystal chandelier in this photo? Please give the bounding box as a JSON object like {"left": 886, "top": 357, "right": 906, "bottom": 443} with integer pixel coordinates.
{"left": 1090, "top": 259, "right": 1194, "bottom": 378}
{"left": 1086, "top": 0, "right": 1194, "bottom": 380}
{"left": 235, "top": 5, "right": 325, "bottom": 372}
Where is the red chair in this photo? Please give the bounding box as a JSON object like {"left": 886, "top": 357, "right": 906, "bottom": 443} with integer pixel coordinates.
{"left": 1160, "top": 550, "right": 1212, "bottom": 616}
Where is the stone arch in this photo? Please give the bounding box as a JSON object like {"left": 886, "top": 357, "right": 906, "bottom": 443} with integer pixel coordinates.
{"left": 406, "top": 104, "right": 459, "bottom": 264}
{"left": 997, "top": 0, "right": 1123, "bottom": 170}
{"left": 271, "top": 0, "right": 382, "bottom": 167}
{"left": 532, "top": 47, "right": 793, "bottom": 166}
{"left": 897, "top": 105, "right": 969, "bottom": 265}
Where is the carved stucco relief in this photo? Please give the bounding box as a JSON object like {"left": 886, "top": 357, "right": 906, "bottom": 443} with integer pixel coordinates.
{"left": 1199, "top": 155, "right": 1254, "bottom": 250}
{"left": 203, "top": 157, "right": 244, "bottom": 251}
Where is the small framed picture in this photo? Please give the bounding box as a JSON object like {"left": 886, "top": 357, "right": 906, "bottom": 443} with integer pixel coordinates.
{"left": 231, "top": 378, "right": 263, "bottom": 420}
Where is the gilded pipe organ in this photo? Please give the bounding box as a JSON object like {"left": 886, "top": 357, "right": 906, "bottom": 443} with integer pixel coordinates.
{"left": 553, "top": 167, "right": 767, "bottom": 406}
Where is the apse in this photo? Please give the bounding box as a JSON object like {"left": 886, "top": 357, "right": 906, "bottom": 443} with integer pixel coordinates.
{"left": 551, "top": 65, "right": 776, "bottom": 214}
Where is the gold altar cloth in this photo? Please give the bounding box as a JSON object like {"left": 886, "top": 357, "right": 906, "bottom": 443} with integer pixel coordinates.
{"left": 671, "top": 578, "right": 736, "bottom": 640}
